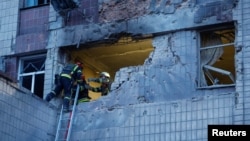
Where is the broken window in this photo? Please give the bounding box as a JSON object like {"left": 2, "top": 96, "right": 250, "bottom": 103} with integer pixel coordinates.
{"left": 18, "top": 54, "right": 45, "bottom": 98}
{"left": 51, "top": 0, "right": 78, "bottom": 14}
{"left": 24, "top": 0, "right": 50, "bottom": 8}
{"left": 67, "top": 35, "right": 154, "bottom": 100}
{"left": 199, "top": 27, "right": 235, "bottom": 87}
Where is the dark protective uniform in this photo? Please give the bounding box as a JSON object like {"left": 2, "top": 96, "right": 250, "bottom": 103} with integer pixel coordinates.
{"left": 45, "top": 63, "right": 82, "bottom": 111}
{"left": 71, "top": 76, "right": 91, "bottom": 104}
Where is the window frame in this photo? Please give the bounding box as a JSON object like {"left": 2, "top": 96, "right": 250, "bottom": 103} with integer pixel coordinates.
{"left": 23, "top": 0, "right": 50, "bottom": 8}
{"left": 197, "top": 26, "right": 235, "bottom": 88}
{"left": 18, "top": 54, "right": 46, "bottom": 98}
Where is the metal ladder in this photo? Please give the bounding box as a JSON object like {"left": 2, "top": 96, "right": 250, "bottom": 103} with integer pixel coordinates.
{"left": 54, "top": 84, "right": 80, "bottom": 141}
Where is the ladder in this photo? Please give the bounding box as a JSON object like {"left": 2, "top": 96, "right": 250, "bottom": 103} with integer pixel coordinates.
{"left": 54, "top": 84, "right": 80, "bottom": 141}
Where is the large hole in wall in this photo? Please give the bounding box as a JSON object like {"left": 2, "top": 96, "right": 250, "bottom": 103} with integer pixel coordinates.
{"left": 61, "top": 36, "right": 154, "bottom": 100}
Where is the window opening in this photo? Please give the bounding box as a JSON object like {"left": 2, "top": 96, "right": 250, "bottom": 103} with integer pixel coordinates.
{"left": 18, "top": 55, "right": 45, "bottom": 98}
{"left": 24, "top": 0, "right": 50, "bottom": 8}
{"left": 51, "top": 0, "right": 80, "bottom": 17}
{"left": 199, "top": 28, "right": 235, "bottom": 87}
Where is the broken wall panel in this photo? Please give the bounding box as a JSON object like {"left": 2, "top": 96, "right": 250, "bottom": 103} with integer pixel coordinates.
{"left": 194, "top": 0, "right": 235, "bottom": 23}
{"left": 79, "top": 30, "right": 235, "bottom": 109}
{"left": 50, "top": 0, "right": 236, "bottom": 48}
{"left": 73, "top": 92, "right": 236, "bottom": 140}
{"left": 99, "top": 0, "right": 151, "bottom": 22}
{"left": 2, "top": 0, "right": 250, "bottom": 141}
{"left": 63, "top": 0, "right": 99, "bottom": 26}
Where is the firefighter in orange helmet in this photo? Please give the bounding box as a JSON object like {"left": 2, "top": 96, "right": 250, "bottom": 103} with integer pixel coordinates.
{"left": 45, "top": 61, "right": 83, "bottom": 112}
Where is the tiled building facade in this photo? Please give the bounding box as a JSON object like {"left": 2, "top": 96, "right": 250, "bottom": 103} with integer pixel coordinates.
{"left": 0, "top": 0, "right": 250, "bottom": 141}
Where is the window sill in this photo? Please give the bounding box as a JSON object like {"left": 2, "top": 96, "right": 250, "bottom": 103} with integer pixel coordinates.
{"left": 20, "top": 4, "right": 50, "bottom": 10}
{"left": 197, "top": 84, "right": 235, "bottom": 90}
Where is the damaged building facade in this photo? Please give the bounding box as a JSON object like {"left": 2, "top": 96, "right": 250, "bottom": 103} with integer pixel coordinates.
{"left": 0, "top": 0, "right": 250, "bottom": 140}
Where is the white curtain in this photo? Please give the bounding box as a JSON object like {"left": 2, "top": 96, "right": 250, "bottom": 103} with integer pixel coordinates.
{"left": 200, "top": 33, "right": 223, "bottom": 86}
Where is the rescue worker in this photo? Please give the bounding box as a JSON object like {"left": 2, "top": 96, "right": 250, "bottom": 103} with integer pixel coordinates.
{"left": 45, "top": 61, "right": 83, "bottom": 112}
{"left": 87, "top": 72, "right": 112, "bottom": 96}
{"left": 71, "top": 75, "right": 91, "bottom": 104}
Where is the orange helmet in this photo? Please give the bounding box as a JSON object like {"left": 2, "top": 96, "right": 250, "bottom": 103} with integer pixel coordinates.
{"left": 76, "top": 61, "right": 83, "bottom": 69}
{"left": 81, "top": 75, "right": 85, "bottom": 80}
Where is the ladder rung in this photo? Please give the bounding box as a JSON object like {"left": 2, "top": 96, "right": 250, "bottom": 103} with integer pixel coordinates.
{"left": 55, "top": 85, "right": 80, "bottom": 141}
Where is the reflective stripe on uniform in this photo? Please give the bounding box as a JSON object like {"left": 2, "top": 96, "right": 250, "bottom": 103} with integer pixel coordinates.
{"left": 71, "top": 65, "right": 78, "bottom": 74}
{"left": 51, "top": 91, "right": 56, "bottom": 95}
{"left": 78, "top": 98, "right": 90, "bottom": 103}
{"left": 64, "top": 96, "right": 71, "bottom": 100}
{"left": 80, "top": 85, "right": 84, "bottom": 91}
{"left": 61, "top": 73, "right": 71, "bottom": 79}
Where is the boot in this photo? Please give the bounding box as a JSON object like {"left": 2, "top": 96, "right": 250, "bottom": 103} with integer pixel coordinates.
{"left": 63, "top": 99, "right": 70, "bottom": 112}
{"left": 45, "top": 92, "right": 54, "bottom": 102}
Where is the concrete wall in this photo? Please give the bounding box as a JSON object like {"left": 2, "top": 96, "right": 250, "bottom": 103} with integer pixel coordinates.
{"left": 73, "top": 92, "right": 237, "bottom": 141}
{"left": 0, "top": 76, "right": 58, "bottom": 141}
{"left": 66, "top": 0, "right": 250, "bottom": 140}
{"left": 0, "top": 0, "right": 19, "bottom": 56}
{"left": 1, "top": 0, "right": 250, "bottom": 141}
{"left": 234, "top": 0, "right": 250, "bottom": 124}
{"left": 68, "top": 30, "right": 239, "bottom": 141}
{"left": 47, "top": 0, "right": 236, "bottom": 48}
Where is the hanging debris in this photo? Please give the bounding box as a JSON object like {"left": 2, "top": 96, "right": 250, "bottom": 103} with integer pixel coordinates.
{"left": 51, "top": 0, "right": 79, "bottom": 16}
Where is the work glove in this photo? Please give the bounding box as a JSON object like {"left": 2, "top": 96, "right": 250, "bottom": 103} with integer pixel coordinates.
{"left": 87, "top": 78, "right": 96, "bottom": 82}
{"left": 100, "top": 77, "right": 109, "bottom": 83}
{"left": 84, "top": 84, "right": 90, "bottom": 90}
{"left": 73, "top": 81, "right": 78, "bottom": 86}
{"left": 77, "top": 79, "right": 83, "bottom": 84}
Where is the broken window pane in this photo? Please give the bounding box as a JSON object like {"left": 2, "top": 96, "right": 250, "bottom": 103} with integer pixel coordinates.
{"left": 199, "top": 28, "right": 235, "bottom": 87}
